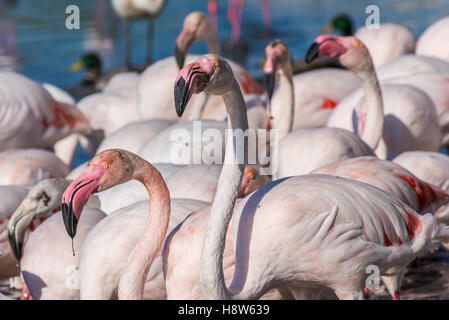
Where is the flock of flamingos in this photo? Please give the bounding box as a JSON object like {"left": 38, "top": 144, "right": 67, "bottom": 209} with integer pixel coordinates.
{"left": 2, "top": 1, "right": 449, "bottom": 300}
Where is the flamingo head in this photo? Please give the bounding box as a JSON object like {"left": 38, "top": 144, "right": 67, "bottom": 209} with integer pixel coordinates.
{"left": 174, "top": 54, "right": 231, "bottom": 117}
{"left": 306, "top": 35, "right": 370, "bottom": 70}
{"left": 263, "top": 39, "right": 291, "bottom": 102}
{"left": 7, "top": 178, "right": 71, "bottom": 261}
{"left": 61, "top": 149, "right": 136, "bottom": 238}
{"left": 175, "top": 12, "right": 214, "bottom": 69}
{"left": 238, "top": 166, "right": 272, "bottom": 198}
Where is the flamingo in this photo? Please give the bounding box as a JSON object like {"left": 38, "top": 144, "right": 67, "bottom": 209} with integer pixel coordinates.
{"left": 6, "top": 178, "right": 104, "bottom": 300}
{"left": 376, "top": 54, "right": 449, "bottom": 80}
{"left": 0, "top": 149, "right": 69, "bottom": 186}
{"left": 41, "top": 83, "right": 103, "bottom": 167}
{"left": 68, "top": 159, "right": 268, "bottom": 215}
{"left": 263, "top": 40, "right": 359, "bottom": 130}
{"left": 138, "top": 11, "right": 263, "bottom": 122}
{"left": 60, "top": 149, "right": 206, "bottom": 299}
{"left": 416, "top": 16, "right": 449, "bottom": 64}
{"left": 61, "top": 149, "right": 283, "bottom": 300}
{"left": 0, "top": 185, "right": 28, "bottom": 279}
{"left": 111, "top": 0, "right": 167, "bottom": 68}
{"left": 76, "top": 71, "right": 141, "bottom": 138}
{"left": 381, "top": 73, "right": 449, "bottom": 147}
{"left": 306, "top": 35, "right": 440, "bottom": 159}
{"left": 0, "top": 71, "right": 90, "bottom": 152}
{"left": 393, "top": 151, "right": 449, "bottom": 226}
{"left": 96, "top": 119, "right": 176, "bottom": 154}
{"left": 261, "top": 40, "right": 374, "bottom": 178}
{"left": 351, "top": 24, "right": 415, "bottom": 68}
{"left": 9, "top": 164, "right": 266, "bottom": 300}
{"left": 162, "top": 54, "right": 448, "bottom": 300}
{"left": 323, "top": 15, "right": 415, "bottom": 68}
{"left": 312, "top": 156, "right": 449, "bottom": 299}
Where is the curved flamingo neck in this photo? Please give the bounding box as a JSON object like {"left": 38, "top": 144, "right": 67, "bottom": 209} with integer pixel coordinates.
{"left": 200, "top": 77, "right": 249, "bottom": 299}
{"left": 117, "top": 159, "right": 170, "bottom": 300}
{"left": 350, "top": 55, "right": 384, "bottom": 153}
{"left": 205, "top": 28, "right": 221, "bottom": 56}
{"left": 271, "top": 66, "right": 294, "bottom": 140}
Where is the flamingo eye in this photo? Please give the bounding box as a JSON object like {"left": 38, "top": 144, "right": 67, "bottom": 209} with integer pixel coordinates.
{"left": 248, "top": 173, "right": 254, "bottom": 180}
{"left": 214, "top": 60, "right": 219, "bottom": 67}
{"left": 103, "top": 163, "right": 109, "bottom": 169}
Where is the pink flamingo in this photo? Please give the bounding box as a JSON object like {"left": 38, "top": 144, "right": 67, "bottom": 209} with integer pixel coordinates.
{"left": 306, "top": 35, "right": 440, "bottom": 159}
{"left": 416, "top": 16, "right": 449, "bottom": 64}
{"left": 7, "top": 178, "right": 103, "bottom": 300}
{"left": 393, "top": 151, "right": 449, "bottom": 226}
{"left": 263, "top": 39, "right": 359, "bottom": 131}
{"left": 61, "top": 149, "right": 205, "bottom": 299}
{"left": 376, "top": 54, "right": 449, "bottom": 80}
{"left": 111, "top": 0, "right": 167, "bottom": 67}
{"left": 163, "top": 54, "right": 449, "bottom": 300}
{"left": 0, "top": 186, "right": 28, "bottom": 280}
{"left": 139, "top": 11, "right": 263, "bottom": 122}
{"left": 312, "top": 156, "right": 449, "bottom": 299}
{"left": 60, "top": 148, "right": 269, "bottom": 299}
{"left": 354, "top": 24, "right": 416, "bottom": 68}
{"left": 0, "top": 72, "right": 90, "bottom": 152}
{"left": 0, "top": 149, "right": 69, "bottom": 186}
{"left": 261, "top": 40, "right": 373, "bottom": 178}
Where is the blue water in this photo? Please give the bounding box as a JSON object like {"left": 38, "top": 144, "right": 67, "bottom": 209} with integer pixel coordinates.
{"left": 1, "top": 0, "right": 449, "bottom": 89}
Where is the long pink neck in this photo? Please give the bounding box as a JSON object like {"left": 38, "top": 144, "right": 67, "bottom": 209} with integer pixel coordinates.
{"left": 117, "top": 160, "right": 170, "bottom": 300}
{"left": 349, "top": 52, "right": 384, "bottom": 153}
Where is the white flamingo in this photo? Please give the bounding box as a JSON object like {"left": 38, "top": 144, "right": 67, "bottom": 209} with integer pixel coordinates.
{"left": 162, "top": 54, "right": 449, "bottom": 300}
{"left": 306, "top": 35, "right": 440, "bottom": 159}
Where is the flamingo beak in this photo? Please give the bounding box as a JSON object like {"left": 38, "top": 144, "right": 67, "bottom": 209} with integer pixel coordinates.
{"left": 305, "top": 42, "right": 320, "bottom": 63}
{"left": 174, "top": 63, "right": 211, "bottom": 117}
{"left": 61, "top": 165, "right": 104, "bottom": 238}
{"left": 263, "top": 72, "right": 275, "bottom": 102}
{"left": 174, "top": 28, "right": 195, "bottom": 69}
{"left": 175, "top": 44, "right": 186, "bottom": 70}
{"left": 263, "top": 53, "right": 277, "bottom": 102}
{"left": 7, "top": 198, "right": 40, "bottom": 261}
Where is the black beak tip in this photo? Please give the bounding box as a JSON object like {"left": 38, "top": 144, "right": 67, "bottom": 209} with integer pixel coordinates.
{"left": 263, "top": 72, "right": 275, "bottom": 102}
{"left": 174, "top": 77, "right": 188, "bottom": 118}
{"left": 62, "top": 202, "right": 78, "bottom": 239}
{"left": 305, "top": 42, "right": 320, "bottom": 64}
{"left": 174, "top": 45, "right": 185, "bottom": 70}
{"left": 8, "top": 232, "right": 22, "bottom": 261}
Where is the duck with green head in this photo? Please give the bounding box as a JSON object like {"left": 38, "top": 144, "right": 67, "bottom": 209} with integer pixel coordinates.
{"left": 322, "top": 14, "right": 354, "bottom": 36}
{"left": 70, "top": 53, "right": 103, "bottom": 87}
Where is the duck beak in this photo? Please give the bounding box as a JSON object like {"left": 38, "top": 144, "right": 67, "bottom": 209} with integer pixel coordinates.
{"left": 321, "top": 23, "right": 335, "bottom": 33}
{"left": 69, "top": 60, "right": 85, "bottom": 72}
{"left": 305, "top": 42, "right": 321, "bottom": 63}
{"left": 61, "top": 165, "right": 104, "bottom": 238}
{"left": 7, "top": 198, "right": 39, "bottom": 261}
